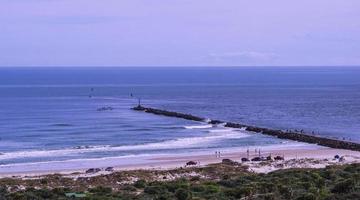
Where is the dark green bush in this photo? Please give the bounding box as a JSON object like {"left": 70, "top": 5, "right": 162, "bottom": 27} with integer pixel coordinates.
{"left": 134, "top": 179, "right": 147, "bottom": 188}
{"left": 175, "top": 188, "right": 192, "bottom": 200}
{"left": 121, "top": 185, "right": 137, "bottom": 192}
{"left": 331, "top": 179, "right": 354, "bottom": 193}
{"left": 89, "top": 186, "right": 112, "bottom": 195}
{"left": 144, "top": 186, "right": 166, "bottom": 195}
{"left": 190, "top": 184, "right": 205, "bottom": 193}
{"left": 2, "top": 163, "right": 360, "bottom": 200}
{"left": 204, "top": 184, "right": 220, "bottom": 194}
{"left": 190, "top": 176, "right": 200, "bottom": 182}
{"left": 296, "top": 193, "right": 316, "bottom": 200}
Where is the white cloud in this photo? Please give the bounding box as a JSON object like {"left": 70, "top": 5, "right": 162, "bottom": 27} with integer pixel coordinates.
{"left": 207, "top": 51, "right": 278, "bottom": 65}
{"left": 0, "top": 0, "right": 359, "bottom": 66}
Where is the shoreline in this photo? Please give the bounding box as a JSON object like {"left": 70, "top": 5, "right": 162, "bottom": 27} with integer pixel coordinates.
{"left": 1, "top": 145, "right": 359, "bottom": 179}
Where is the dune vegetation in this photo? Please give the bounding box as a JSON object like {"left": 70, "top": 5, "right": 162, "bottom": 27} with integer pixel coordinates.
{"left": 0, "top": 162, "right": 359, "bottom": 200}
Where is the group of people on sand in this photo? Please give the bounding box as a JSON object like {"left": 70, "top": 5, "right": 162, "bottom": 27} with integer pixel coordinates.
{"left": 214, "top": 148, "right": 287, "bottom": 162}
{"left": 215, "top": 149, "right": 261, "bottom": 159}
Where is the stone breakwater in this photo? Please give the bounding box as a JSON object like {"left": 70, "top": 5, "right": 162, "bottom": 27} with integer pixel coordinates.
{"left": 132, "top": 105, "right": 360, "bottom": 151}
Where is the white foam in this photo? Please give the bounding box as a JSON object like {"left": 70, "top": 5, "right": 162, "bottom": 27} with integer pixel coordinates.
{"left": 0, "top": 142, "right": 321, "bottom": 175}
{"left": 184, "top": 124, "right": 213, "bottom": 129}
{"left": 204, "top": 118, "right": 212, "bottom": 123}
{"left": 216, "top": 123, "right": 227, "bottom": 127}
{"left": 0, "top": 129, "right": 249, "bottom": 161}
{"left": 208, "top": 128, "right": 234, "bottom": 134}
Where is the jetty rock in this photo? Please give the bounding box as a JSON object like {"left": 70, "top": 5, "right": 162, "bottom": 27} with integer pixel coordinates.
{"left": 132, "top": 105, "right": 360, "bottom": 152}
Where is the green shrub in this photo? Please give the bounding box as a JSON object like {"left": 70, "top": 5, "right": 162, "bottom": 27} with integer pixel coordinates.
{"left": 144, "top": 186, "right": 166, "bottom": 195}
{"left": 237, "top": 186, "right": 253, "bottom": 198}
{"left": 190, "top": 185, "right": 205, "bottom": 193}
{"left": 39, "top": 179, "right": 48, "bottom": 185}
{"left": 175, "top": 188, "right": 192, "bottom": 200}
{"left": 218, "top": 179, "right": 237, "bottom": 188}
{"left": 190, "top": 176, "right": 200, "bottom": 182}
{"left": 296, "top": 193, "right": 316, "bottom": 200}
{"left": 165, "top": 182, "right": 188, "bottom": 193}
{"left": 204, "top": 185, "right": 220, "bottom": 194}
{"left": 262, "top": 193, "right": 276, "bottom": 200}
{"left": 277, "top": 184, "right": 292, "bottom": 199}
{"left": 121, "top": 185, "right": 137, "bottom": 192}
{"left": 332, "top": 179, "right": 354, "bottom": 193}
{"left": 89, "top": 186, "right": 112, "bottom": 194}
{"left": 36, "top": 189, "right": 53, "bottom": 199}
{"left": 3, "top": 163, "right": 360, "bottom": 200}
{"left": 134, "top": 179, "right": 147, "bottom": 188}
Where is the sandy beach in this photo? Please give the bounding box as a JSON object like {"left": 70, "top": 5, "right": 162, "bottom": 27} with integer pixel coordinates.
{"left": 1, "top": 144, "right": 359, "bottom": 179}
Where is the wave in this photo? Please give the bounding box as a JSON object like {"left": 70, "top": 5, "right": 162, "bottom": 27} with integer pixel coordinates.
{"left": 216, "top": 123, "right": 227, "bottom": 127}
{"left": 184, "top": 124, "right": 213, "bottom": 129}
{"left": 50, "top": 123, "right": 73, "bottom": 127}
{"left": 184, "top": 122, "right": 230, "bottom": 130}
{"left": 0, "top": 128, "right": 249, "bottom": 161}
{"left": 208, "top": 128, "right": 235, "bottom": 133}
{"left": 204, "top": 118, "right": 212, "bottom": 123}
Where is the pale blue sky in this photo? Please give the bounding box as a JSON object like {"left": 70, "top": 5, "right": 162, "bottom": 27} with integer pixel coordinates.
{"left": 1, "top": 0, "right": 359, "bottom": 66}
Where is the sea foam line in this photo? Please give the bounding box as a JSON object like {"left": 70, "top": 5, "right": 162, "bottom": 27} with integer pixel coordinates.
{"left": 184, "top": 124, "right": 213, "bottom": 129}
{"left": 0, "top": 128, "right": 248, "bottom": 161}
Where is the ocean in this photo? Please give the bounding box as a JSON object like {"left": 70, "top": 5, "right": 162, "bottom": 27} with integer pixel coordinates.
{"left": 0, "top": 67, "right": 359, "bottom": 168}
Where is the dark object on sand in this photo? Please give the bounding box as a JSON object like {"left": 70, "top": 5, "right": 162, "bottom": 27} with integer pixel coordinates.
{"left": 241, "top": 157, "right": 250, "bottom": 162}
{"left": 274, "top": 156, "right": 284, "bottom": 161}
{"left": 222, "top": 159, "right": 239, "bottom": 165}
{"left": 339, "top": 156, "right": 345, "bottom": 162}
{"left": 186, "top": 161, "right": 197, "bottom": 166}
{"left": 334, "top": 155, "right": 340, "bottom": 159}
{"left": 251, "top": 157, "right": 261, "bottom": 162}
{"left": 86, "top": 168, "right": 101, "bottom": 173}
{"left": 266, "top": 155, "right": 272, "bottom": 161}
{"left": 260, "top": 157, "right": 268, "bottom": 161}
{"left": 105, "top": 167, "right": 114, "bottom": 172}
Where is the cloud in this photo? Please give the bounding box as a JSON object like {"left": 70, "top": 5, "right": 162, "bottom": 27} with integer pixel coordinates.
{"left": 208, "top": 51, "right": 278, "bottom": 64}
{"left": 0, "top": 0, "right": 359, "bottom": 66}
{"left": 1, "top": 15, "right": 127, "bottom": 25}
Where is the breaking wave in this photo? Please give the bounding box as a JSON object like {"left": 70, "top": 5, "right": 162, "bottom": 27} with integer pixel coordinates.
{"left": 184, "top": 124, "right": 213, "bottom": 129}
{"left": 0, "top": 128, "right": 248, "bottom": 161}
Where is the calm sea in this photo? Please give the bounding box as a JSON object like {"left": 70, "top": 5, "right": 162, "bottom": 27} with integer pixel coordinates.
{"left": 0, "top": 67, "right": 359, "bottom": 166}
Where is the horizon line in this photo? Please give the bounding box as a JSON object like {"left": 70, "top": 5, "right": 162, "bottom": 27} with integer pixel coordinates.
{"left": 1, "top": 65, "right": 360, "bottom": 68}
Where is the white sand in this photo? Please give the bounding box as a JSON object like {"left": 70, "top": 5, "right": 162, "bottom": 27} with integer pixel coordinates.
{"left": 0, "top": 145, "right": 359, "bottom": 179}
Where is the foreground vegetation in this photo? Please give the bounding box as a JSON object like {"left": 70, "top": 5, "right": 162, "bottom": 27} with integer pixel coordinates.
{"left": 0, "top": 162, "right": 359, "bottom": 200}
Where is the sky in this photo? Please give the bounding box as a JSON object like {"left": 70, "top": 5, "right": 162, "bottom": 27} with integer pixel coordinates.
{"left": 0, "top": 0, "right": 359, "bottom": 67}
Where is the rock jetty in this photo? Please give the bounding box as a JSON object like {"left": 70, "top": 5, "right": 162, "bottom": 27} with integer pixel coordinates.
{"left": 132, "top": 105, "right": 360, "bottom": 151}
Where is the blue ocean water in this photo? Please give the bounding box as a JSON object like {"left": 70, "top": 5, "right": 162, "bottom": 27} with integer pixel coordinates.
{"left": 0, "top": 67, "right": 359, "bottom": 166}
